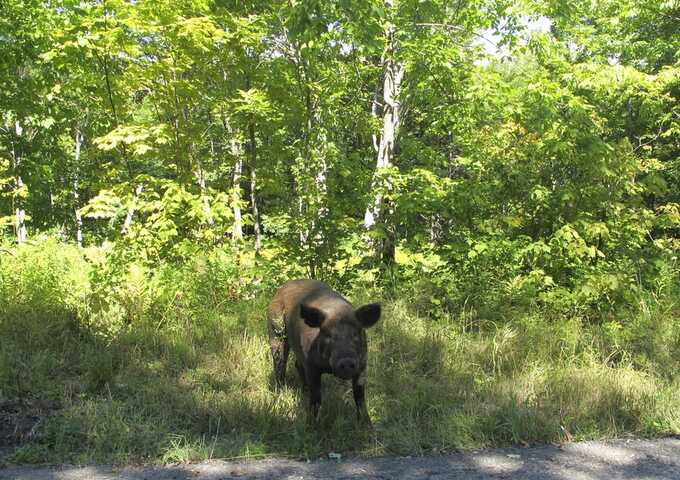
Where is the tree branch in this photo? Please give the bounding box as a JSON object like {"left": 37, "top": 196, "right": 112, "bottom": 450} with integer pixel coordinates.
{"left": 633, "top": 122, "right": 666, "bottom": 153}
{"left": 413, "top": 23, "right": 497, "bottom": 47}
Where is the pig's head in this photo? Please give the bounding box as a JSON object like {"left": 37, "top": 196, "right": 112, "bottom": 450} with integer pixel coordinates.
{"left": 300, "top": 302, "right": 381, "bottom": 379}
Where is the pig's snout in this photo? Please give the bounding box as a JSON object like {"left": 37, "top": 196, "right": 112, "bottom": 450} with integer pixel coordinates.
{"left": 334, "top": 357, "right": 359, "bottom": 379}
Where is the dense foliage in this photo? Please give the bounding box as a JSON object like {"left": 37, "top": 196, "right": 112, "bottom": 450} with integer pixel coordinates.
{"left": 2, "top": 0, "right": 679, "bottom": 305}
{"left": 0, "top": 0, "right": 679, "bottom": 464}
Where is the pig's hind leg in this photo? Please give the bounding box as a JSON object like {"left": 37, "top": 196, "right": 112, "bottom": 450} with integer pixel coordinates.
{"left": 295, "top": 359, "right": 307, "bottom": 389}
{"left": 268, "top": 313, "right": 289, "bottom": 388}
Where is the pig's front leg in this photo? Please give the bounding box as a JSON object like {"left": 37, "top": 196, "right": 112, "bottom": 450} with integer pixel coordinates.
{"left": 307, "top": 366, "right": 322, "bottom": 421}
{"left": 352, "top": 372, "right": 371, "bottom": 426}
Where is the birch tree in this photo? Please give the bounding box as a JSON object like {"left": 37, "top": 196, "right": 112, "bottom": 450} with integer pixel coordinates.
{"left": 247, "top": 122, "right": 262, "bottom": 254}
{"left": 229, "top": 132, "right": 244, "bottom": 242}
{"left": 72, "top": 127, "right": 84, "bottom": 247}
{"left": 11, "top": 121, "right": 27, "bottom": 244}
{"left": 363, "top": 0, "right": 404, "bottom": 266}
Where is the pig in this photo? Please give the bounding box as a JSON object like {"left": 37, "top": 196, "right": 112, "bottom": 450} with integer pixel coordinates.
{"left": 267, "top": 279, "right": 381, "bottom": 424}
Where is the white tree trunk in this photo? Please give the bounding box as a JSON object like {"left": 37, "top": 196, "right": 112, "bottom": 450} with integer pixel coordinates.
{"left": 73, "top": 128, "right": 84, "bottom": 247}
{"left": 229, "top": 134, "right": 244, "bottom": 242}
{"left": 362, "top": 3, "right": 403, "bottom": 265}
{"left": 371, "top": 81, "right": 381, "bottom": 154}
{"left": 250, "top": 167, "right": 261, "bottom": 252}
{"left": 232, "top": 153, "right": 243, "bottom": 242}
{"left": 121, "top": 183, "right": 144, "bottom": 234}
{"left": 14, "top": 188, "right": 26, "bottom": 243}
{"left": 12, "top": 121, "right": 26, "bottom": 244}
{"left": 313, "top": 130, "right": 329, "bottom": 243}
{"left": 194, "top": 157, "right": 214, "bottom": 226}
{"left": 248, "top": 122, "right": 262, "bottom": 254}
{"left": 363, "top": 16, "right": 404, "bottom": 233}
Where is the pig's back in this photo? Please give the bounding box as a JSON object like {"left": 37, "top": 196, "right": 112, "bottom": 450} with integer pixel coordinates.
{"left": 267, "top": 279, "right": 331, "bottom": 322}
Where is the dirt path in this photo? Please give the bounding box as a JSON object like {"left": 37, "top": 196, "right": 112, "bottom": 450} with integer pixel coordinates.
{"left": 1, "top": 437, "right": 679, "bottom": 479}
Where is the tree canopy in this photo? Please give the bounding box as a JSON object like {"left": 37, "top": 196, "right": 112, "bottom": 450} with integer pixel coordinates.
{"left": 1, "top": 0, "right": 678, "bottom": 309}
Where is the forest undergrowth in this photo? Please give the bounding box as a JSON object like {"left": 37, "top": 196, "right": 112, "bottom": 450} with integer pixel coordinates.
{"left": 1, "top": 239, "right": 678, "bottom": 465}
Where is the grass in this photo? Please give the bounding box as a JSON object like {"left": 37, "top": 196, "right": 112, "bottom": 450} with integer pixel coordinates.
{"left": 0, "top": 239, "right": 679, "bottom": 465}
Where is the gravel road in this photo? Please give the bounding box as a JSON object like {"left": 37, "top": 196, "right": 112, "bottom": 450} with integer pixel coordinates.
{"left": 1, "top": 437, "right": 679, "bottom": 479}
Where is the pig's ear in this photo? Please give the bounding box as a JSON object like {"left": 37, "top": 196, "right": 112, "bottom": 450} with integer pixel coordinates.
{"left": 300, "top": 303, "right": 325, "bottom": 328}
{"left": 355, "top": 303, "right": 381, "bottom": 328}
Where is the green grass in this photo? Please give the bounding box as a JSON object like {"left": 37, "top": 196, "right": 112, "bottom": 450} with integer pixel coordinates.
{"left": 1, "top": 240, "right": 679, "bottom": 465}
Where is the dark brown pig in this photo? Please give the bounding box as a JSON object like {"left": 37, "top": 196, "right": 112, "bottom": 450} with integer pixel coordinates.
{"left": 267, "top": 279, "right": 381, "bottom": 423}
